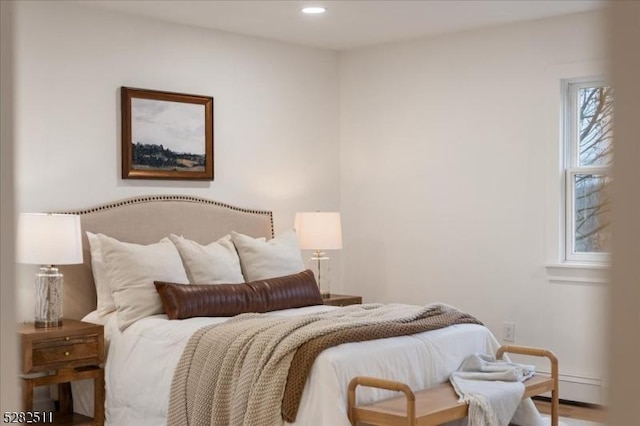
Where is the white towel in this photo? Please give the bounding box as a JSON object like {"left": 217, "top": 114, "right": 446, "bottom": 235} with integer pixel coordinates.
{"left": 450, "top": 354, "right": 543, "bottom": 426}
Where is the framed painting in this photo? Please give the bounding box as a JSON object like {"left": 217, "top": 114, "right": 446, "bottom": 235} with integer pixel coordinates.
{"left": 121, "top": 87, "right": 214, "bottom": 180}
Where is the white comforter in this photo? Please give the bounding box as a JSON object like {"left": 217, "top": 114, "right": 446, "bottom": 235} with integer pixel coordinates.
{"left": 76, "top": 305, "right": 500, "bottom": 426}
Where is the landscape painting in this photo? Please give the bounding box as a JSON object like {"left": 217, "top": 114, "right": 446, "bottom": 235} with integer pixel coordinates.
{"left": 121, "top": 87, "right": 214, "bottom": 180}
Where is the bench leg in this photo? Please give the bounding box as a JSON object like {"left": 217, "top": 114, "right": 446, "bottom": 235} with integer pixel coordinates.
{"left": 551, "top": 387, "right": 559, "bottom": 426}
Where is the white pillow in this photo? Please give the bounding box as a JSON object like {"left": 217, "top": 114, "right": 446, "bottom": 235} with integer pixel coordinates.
{"left": 231, "top": 229, "right": 305, "bottom": 282}
{"left": 168, "top": 234, "right": 244, "bottom": 284}
{"left": 86, "top": 232, "right": 116, "bottom": 317}
{"left": 97, "top": 234, "right": 189, "bottom": 330}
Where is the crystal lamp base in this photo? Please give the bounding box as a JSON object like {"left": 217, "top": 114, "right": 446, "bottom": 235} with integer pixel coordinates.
{"left": 310, "top": 251, "right": 331, "bottom": 298}
{"left": 34, "top": 266, "right": 64, "bottom": 328}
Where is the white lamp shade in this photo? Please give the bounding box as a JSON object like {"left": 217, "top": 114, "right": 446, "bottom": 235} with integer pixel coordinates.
{"left": 295, "top": 212, "right": 342, "bottom": 250}
{"left": 17, "top": 213, "right": 83, "bottom": 265}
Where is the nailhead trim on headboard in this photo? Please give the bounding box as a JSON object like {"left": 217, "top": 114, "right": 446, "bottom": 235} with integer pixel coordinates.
{"left": 55, "top": 195, "right": 275, "bottom": 238}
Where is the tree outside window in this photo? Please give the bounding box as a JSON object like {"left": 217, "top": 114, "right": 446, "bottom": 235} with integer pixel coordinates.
{"left": 565, "top": 80, "right": 613, "bottom": 261}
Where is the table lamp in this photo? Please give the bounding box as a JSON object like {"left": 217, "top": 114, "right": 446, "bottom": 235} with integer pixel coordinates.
{"left": 294, "top": 212, "right": 342, "bottom": 298}
{"left": 17, "top": 213, "right": 83, "bottom": 328}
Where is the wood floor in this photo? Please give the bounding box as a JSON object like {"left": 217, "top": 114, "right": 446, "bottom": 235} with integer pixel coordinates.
{"left": 534, "top": 398, "right": 608, "bottom": 423}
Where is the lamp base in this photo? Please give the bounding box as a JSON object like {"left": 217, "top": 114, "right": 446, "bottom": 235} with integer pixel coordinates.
{"left": 34, "top": 266, "right": 64, "bottom": 328}
{"left": 310, "top": 251, "right": 331, "bottom": 298}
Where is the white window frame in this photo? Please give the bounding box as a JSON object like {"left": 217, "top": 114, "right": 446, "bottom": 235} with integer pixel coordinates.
{"left": 562, "top": 78, "right": 612, "bottom": 264}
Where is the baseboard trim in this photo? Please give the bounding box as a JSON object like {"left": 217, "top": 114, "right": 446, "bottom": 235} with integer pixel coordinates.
{"left": 535, "top": 370, "right": 604, "bottom": 404}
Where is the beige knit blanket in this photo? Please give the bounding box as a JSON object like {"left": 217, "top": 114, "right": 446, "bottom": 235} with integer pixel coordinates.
{"left": 167, "top": 303, "right": 479, "bottom": 426}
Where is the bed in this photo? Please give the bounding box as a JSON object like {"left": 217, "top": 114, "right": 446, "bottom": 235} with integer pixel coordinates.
{"left": 58, "top": 195, "right": 539, "bottom": 426}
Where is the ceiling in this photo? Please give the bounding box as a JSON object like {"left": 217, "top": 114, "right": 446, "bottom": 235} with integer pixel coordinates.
{"left": 77, "top": 0, "right": 606, "bottom": 51}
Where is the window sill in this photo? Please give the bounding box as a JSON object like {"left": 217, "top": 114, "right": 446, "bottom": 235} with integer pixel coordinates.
{"left": 545, "top": 263, "right": 610, "bottom": 286}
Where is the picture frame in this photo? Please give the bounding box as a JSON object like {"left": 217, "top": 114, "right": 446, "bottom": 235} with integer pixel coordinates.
{"left": 121, "top": 87, "right": 214, "bottom": 180}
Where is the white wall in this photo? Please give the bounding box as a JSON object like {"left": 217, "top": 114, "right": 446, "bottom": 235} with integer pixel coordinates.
{"left": 340, "top": 11, "right": 608, "bottom": 402}
{"left": 13, "top": 2, "right": 341, "bottom": 319}
{"left": 14, "top": 1, "right": 340, "bottom": 224}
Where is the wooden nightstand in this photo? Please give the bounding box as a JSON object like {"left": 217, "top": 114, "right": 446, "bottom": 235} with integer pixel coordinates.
{"left": 19, "top": 319, "right": 105, "bottom": 426}
{"left": 323, "top": 294, "right": 362, "bottom": 307}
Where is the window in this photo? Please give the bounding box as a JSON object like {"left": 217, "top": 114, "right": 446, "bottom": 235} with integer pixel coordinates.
{"left": 563, "top": 79, "right": 613, "bottom": 262}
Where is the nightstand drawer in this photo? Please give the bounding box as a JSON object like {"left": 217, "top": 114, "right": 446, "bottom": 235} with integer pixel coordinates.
{"left": 32, "top": 335, "right": 99, "bottom": 368}
{"left": 33, "top": 333, "right": 97, "bottom": 349}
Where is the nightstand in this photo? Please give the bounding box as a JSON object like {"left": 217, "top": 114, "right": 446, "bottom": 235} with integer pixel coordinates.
{"left": 323, "top": 294, "right": 362, "bottom": 307}
{"left": 19, "top": 319, "right": 105, "bottom": 426}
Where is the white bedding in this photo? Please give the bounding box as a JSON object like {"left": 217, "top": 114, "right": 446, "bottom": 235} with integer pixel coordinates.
{"left": 77, "top": 305, "right": 501, "bottom": 426}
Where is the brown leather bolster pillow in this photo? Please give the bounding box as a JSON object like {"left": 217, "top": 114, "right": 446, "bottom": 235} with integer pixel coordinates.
{"left": 155, "top": 269, "right": 323, "bottom": 320}
{"left": 245, "top": 269, "right": 323, "bottom": 313}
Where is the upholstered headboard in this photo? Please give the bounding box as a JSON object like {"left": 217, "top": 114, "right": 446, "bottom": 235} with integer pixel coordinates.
{"left": 56, "top": 195, "right": 274, "bottom": 320}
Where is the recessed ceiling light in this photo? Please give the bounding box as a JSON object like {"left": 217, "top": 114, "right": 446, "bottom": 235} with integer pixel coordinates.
{"left": 302, "top": 7, "right": 326, "bottom": 14}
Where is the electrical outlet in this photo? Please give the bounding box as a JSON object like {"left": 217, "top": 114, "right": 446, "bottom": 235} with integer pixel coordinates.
{"left": 503, "top": 322, "right": 516, "bottom": 342}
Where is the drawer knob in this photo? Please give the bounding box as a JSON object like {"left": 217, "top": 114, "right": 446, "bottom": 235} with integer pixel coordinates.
{"left": 65, "top": 337, "right": 70, "bottom": 341}
{"left": 64, "top": 352, "right": 70, "bottom": 356}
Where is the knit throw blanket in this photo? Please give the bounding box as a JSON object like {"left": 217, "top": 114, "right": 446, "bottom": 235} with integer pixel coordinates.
{"left": 167, "top": 303, "right": 481, "bottom": 426}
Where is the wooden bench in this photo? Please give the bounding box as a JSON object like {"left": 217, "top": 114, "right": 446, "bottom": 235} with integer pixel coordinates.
{"left": 348, "top": 345, "right": 558, "bottom": 426}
